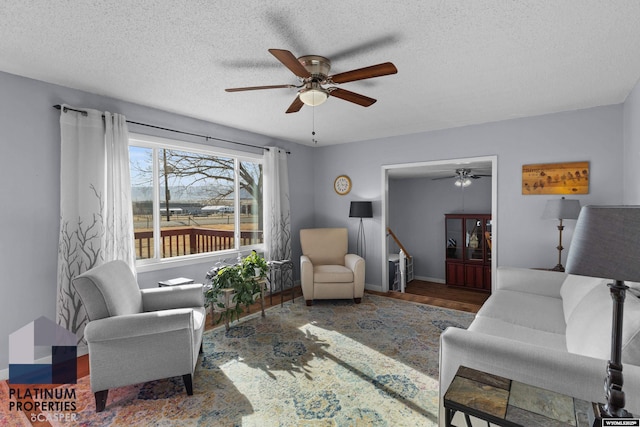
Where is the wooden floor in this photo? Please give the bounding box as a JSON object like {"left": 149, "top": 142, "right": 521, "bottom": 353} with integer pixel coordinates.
{"left": 11, "top": 281, "right": 486, "bottom": 427}
{"left": 368, "top": 279, "right": 489, "bottom": 314}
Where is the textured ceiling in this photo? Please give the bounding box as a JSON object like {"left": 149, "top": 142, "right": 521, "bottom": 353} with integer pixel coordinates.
{"left": 2, "top": 1, "right": 640, "bottom": 146}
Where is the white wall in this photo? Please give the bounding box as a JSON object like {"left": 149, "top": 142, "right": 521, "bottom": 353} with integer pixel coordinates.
{"left": 0, "top": 71, "right": 315, "bottom": 372}
{"left": 624, "top": 79, "right": 640, "bottom": 204}
{"left": 312, "top": 105, "right": 624, "bottom": 288}
{"left": 389, "top": 176, "right": 492, "bottom": 282}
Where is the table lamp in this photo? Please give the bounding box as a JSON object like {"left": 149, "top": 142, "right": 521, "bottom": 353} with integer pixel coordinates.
{"left": 542, "top": 196, "right": 581, "bottom": 271}
{"left": 566, "top": 205, "right": 640, "bottom": 423}
{"left": 349, "top": 201, "right": 373, "bottom": 258}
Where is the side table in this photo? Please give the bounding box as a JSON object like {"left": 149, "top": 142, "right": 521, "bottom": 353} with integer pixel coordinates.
{"left": 158, "top": 277, "right": 194, "bottom": 287}
{"left": 444, "top": 366, "right": 593, "bottom": 427}
{"left": 267, "top": 260, "right": 294, "bottom": 306}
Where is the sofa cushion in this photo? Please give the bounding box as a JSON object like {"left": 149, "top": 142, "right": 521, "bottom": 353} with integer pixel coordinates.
{"left": 475, "top": 290, "right": 566, "bottom": 334}
{"left": 560, "top": 274, "right": 607, "bottom": 323}
{"left": 314, "top": 264, "right": 354, "bottom": 283}
{"left": 566, "top": 283, "right": 640, "bottom": 364}
{"left": 468, "top": 316, "right": 567, "bottom": 351}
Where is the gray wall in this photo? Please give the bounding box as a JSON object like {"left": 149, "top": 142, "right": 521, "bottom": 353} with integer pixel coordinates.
{"left": 312, "top": 105, "right": 625, "bottom": 289}
{"left": 1, "top": 68, "right": 638, "bottom": 373}
{"left": 0, "top": 71, "right": 314, "bottom": 372}
{"left": 389, "top": 176, "right": 492, "bottom": 282}
{"left": 624, "top": 80, "right": 640, "bottom": 204}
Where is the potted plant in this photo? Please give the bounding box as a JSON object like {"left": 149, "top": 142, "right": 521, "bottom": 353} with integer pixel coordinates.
{"left": 205, "top": 264, "right": 245, "bottom": 328}
{"left": 204, "top": 252, "right": 269, "bottom": 329}
{"left": 241, "top": 250, "right": 268, "bottom": 279}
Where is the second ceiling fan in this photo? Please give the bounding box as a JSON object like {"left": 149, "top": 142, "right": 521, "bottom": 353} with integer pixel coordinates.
{"left": 433, "top": 168, "right": 492, "bottom": 187}
{"left": 225, "top": 49, "right": 398, "bottom": 113}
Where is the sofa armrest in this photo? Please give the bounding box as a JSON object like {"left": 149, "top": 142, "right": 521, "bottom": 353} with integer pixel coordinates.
{"left": 496, "top": 266, "right": 566, "bottom": 298}
{"left": 141, "top": 283, "right": 204, "bottom": 312}
{"left": 438, "top": 327, "right": 640, "bottom": 424}
{"left": 345, "top": 254, "right": 365, "bottom": 298}
{"left": 300, "top": 255, "right": 314, "bottom": 299}
{"left": 84, "top": 308, "right": 195, "bottom": 342}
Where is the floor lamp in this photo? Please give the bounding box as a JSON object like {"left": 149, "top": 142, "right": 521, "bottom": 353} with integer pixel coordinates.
{"left": 349, "top": 201, "right": 373, "bottom": 258}
{"left": 566, "top": 205, "right": 640, "bottom": 423}
{"left": 542, "top": 196, "right": 581, "bottom": 271}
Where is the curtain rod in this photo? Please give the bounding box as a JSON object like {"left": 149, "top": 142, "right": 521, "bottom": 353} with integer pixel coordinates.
{"left": 53, "top": 105, "right": 291, "bottom": 154}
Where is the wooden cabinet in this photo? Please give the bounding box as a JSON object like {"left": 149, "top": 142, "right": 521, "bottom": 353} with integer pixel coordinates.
{"left": 445, "top": 213, "right": 492, "bottom": 291}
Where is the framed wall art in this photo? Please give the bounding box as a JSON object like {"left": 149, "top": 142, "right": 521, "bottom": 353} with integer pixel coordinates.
{"left": 522, "top": 161, "right": 589, "bottom": 195}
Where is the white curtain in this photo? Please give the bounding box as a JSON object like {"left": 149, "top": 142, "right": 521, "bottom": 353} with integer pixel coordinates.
{"left": 57, "top": 106, "right": 135, "bottom": 345}
{"left": 264, "top": 147, "right": 291, "bottom": 262}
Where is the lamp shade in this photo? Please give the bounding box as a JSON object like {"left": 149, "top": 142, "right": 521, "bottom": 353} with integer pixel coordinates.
{"left": 566, "top": 205, "right": 640, "bottom": 282}
{"left": 542, "top": 197, "right": 581, "bottom": 220}
{"left": 349, "top": 201, "right": 373, "bottom": 218}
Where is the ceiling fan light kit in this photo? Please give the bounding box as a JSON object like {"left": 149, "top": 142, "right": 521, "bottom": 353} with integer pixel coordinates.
{"left": 432, "top": 168, "right": 492, "bottom": 187}
{"left": 225, "top": 48, "right": 397, "bottom": 113}
{"left": 455, "top": 177, "right": 472, "bottom": 187}
{"left": 299, "top": 82, "right": 329, "bottom": 107}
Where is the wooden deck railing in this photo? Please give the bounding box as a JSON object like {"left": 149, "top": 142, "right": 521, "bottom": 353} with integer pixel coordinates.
{"left": 135, "top": 227, "right": 263, "bottom": 259}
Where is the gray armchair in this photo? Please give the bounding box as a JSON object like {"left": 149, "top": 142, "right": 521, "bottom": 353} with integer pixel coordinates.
{"left": 72, "top": 260, "right": 205, "bottom": 412}
{"left": 300, "top": 228, "right": 365, "bottom": 306}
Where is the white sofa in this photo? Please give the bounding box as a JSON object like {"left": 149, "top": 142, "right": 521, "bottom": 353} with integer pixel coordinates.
{"left": 439, "top": 266, "right": 640, "bottom": 425}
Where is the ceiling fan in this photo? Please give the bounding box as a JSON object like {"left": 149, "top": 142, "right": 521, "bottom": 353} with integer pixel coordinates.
{"left": 433, "top": 168, "right": 492, "bottom": 187}
{"left": 225, "top": 49, "right": 398, "bottom": 113}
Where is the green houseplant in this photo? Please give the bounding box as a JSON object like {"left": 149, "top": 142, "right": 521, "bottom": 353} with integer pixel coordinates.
{"left": 204, "top": 251, "right": 269, "bottom": 329}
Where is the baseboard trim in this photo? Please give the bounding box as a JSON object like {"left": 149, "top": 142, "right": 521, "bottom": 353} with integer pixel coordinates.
{"left": 415, "top": 276, "right": 445, "bottom": 284}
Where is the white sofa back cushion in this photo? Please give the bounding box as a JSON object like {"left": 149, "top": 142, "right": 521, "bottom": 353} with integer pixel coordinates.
{"left": 560, "top": 275, "right": 607, "bottom": 323}
{"left": 566, "top": 282, "right": 640, "bottom": 364}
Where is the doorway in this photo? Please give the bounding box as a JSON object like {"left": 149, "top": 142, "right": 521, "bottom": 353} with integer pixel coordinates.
{"left": 380, "top": 155, "right": 498, "bottom": 295}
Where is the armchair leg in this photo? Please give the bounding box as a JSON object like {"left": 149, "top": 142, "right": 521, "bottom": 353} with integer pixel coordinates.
{"left": 305, "top": 300, "right": 313, "bottom": 306}
{"left": 354, "top": 298, "right": 362, "bottom": 304}
{"left": 183, "top": 374, "right": 194, "bottom": 395}
{"left": 94, "top": 390, "right": 108, "bottom": 412}
{"left": 200, "top": 342, "right": 204, "bottom": 354}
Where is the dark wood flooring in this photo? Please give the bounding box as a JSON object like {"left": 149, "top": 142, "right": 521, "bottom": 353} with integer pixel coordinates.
{"left": 368, "top": 279, "right": 489, "bottom": 314}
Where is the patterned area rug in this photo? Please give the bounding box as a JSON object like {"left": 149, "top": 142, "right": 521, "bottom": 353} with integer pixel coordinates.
{"left": 34, "top": 294, "right": 474, "bottom": 426}
{"left": 0, "top": 382, "right": 31, "bottom": 427}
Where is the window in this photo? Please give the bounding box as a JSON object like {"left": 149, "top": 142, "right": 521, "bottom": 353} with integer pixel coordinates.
{"left": 129, "top": 134, "right": 264, "bottom": 265}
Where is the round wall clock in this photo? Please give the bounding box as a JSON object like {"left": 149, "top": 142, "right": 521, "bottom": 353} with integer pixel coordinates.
{"left": 334, "top": 175, "right": 352, "bottom": 195}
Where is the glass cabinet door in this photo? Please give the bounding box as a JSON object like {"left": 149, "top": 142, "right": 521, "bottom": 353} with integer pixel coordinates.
{"left": 465, "top": 218, "right": 484, "bottom": 261}
{"left": 485, "top": 218, "right": 492, "bottom": 262}
{"left": 446, "top": 217, "right": 462, "bottom": 260}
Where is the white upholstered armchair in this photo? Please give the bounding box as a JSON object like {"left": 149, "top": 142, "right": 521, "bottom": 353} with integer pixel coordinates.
{"left": 72, "top": 260, "right": 205, "bottom": 412}
{"left": 300, "top": 228, "right": 365, "bottom": 306}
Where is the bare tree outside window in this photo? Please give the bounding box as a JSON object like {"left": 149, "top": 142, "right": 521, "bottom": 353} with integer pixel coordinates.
{"left": 130, "top": 145, "right": 263, "bottom": 260}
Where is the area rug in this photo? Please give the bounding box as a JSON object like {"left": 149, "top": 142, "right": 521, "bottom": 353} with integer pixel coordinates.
{"left": 0, "top": 381, "right": 31, "bottom": 427}
{"left": 32, "top": 294, "right": 474, "bottom": 426}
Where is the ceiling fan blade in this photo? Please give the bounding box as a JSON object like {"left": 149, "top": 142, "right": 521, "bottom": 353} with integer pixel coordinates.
{"left": 329, "top": 88, "right": 376, "bottom": 107}
{"left": 330, "top": 62, "right": 398, "bottom": 84}
{"left": 285, "top": 96, "right": 304, "bottom": 114}
{"left": 432, "top": 175, "right": 457, "bottom": 181}
{"left": 225, "top": 84, "right": 295, "bottom": 92}
{"left": 268, "top": 49, "right": 311, "bottom": 78}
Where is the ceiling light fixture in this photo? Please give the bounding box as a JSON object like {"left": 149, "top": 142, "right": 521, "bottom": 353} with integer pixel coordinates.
{"left": 455, "top": 177, "right": 472, "bottom": 187}
{"left": 299, "top": 82, "right": 329, "bottom": 106}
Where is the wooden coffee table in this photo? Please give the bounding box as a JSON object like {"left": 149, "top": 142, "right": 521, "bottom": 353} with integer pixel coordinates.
{"left": 444, "top": 366, "right": 592, "bottom": 427}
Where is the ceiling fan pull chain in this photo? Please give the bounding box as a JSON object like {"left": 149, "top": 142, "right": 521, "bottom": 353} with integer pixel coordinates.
{"left": 312, "top": 106, "right": 318, "bottom": 144}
